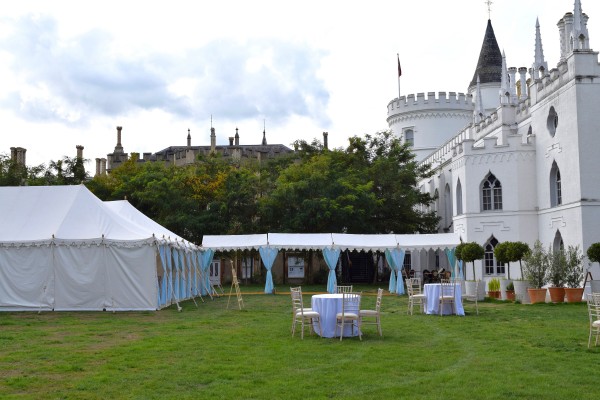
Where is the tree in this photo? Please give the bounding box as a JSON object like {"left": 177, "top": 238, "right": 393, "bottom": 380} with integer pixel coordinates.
{"left": 494, "top": 241, "right": 512, "bottom": 279}
{"left": 461, "top": 242, "right": 485, "bottom": 280}
{"left": 587, "top": 243, "right": 600, "bottom": 265}
{"left": 507, "top": 241, "right": 530, "bottom": 279}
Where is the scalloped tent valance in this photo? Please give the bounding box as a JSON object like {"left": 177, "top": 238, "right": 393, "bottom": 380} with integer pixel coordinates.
{"left": 201, "top": 232, "right": 460, "bottom": 252}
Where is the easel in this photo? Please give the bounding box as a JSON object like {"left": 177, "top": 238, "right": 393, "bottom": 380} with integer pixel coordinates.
{"left": 227, "top": 261, "right": 244, "bottom": 310}
{"left": 584, "top": 270, "right": 594, "bottom": 292}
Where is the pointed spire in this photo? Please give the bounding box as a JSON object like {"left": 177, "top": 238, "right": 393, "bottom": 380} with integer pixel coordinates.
{"left": 500, "top": 50, "right": 509, "bottom": 103}
{"left": 469, "top": 19, "right": 503, "bottom": 90}
{"left": 261, "top": 120, "right": 267, "bottom": 146}
{"left": 574, "top": 0, "right": 583, "bottom": 32}
{"left": 474, "top": 75, "right": 485, "bottom": 123}
{"left": 532, "top": 18, "right": 548, "bottom": 79}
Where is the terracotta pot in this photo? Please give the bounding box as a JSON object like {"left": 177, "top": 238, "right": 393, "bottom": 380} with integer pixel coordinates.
{"left": 487, "top": 290, "right": 501, "bottom": 299}
{"left": 548, "top": 287, "right": 565, "bottom": 303}
{"left": 527, "top": 288, "right": 547, "bottom": 304}
{"left": 505, "top": 290, "right": 515, "bottom": 301}
{"left": 564, "top": 287, "right": 584, "bottom": 303}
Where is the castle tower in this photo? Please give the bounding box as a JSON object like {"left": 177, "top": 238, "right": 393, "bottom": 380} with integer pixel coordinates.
{"left": 468, "top": 19, "right": 503, "bottom": 113}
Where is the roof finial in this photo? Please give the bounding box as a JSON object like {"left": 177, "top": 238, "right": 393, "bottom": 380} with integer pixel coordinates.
{"left": 485, "top": 0, "right": 493, "bottom": 19}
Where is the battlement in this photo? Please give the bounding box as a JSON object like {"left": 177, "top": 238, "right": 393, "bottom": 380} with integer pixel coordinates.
{"left": 387, "top": 91, "right": 474, "bottom": 117}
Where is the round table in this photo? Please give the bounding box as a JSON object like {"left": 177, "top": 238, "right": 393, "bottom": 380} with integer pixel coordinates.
{"left": 311, "top": 294, "right": 361, "bottom": 338}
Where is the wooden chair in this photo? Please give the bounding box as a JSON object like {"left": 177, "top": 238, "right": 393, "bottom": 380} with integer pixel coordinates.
{"left": 462, "top": 279, "right": 479, "bottom": 315}
{"left": 587, "top": 293, "right": 600, "bottom": 348}
{"left": 336, "top": 285, "right": 353, "bottom": 294}
{"left": 406, "top": 278, "right": 426, "bottom": 315}
{"left": 290, "top": 288, "right": 321, "bottom": 339}
{"left": 360, "top": 288, "right": 383, "bottom": 336}
{"left": 335, "top": 292, "right": 362, "bottom": 341}
{"left": 438, "top": 280, "right": 457, "bottom": 316}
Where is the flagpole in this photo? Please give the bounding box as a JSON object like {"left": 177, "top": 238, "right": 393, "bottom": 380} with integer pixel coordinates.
{"left": 397, "top": 53, "right": 401, "bottom": 100}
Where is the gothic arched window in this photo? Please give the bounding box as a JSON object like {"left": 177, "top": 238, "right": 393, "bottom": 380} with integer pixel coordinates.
{"left": 456, "top": 179, "right": 463, "bottom": 215}
{"left": 481, "top": 173, "right": 502, "bottom": 211}
{"left": 484, "top": 236, "right": 505, "bottom": 275}
{"left": 444, "top": 183, "right": 452, "bottom": 229}
{"left": 550, "top": 161, "right": 562, "bottom": 207}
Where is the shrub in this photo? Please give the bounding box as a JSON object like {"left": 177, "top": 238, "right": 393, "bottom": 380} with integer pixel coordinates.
{"left": 587, "top": 243, "right": 600, "bottom": 264}
{"left": 488, "top": 278, "right": 500, "bottom": 292}
{"left": 564, "top": 245, "right": 584, "bottom": 288}
{"left": 522, "top": 240, "right": 548, "bottom": 289}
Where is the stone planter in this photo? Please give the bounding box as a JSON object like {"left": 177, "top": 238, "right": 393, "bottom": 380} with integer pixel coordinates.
{"left": 548, "top": 287, "right": 565, "bottom": 303}
{"left": 500, "top": 279, "right": 512, "bottom": 300}
{"left": 528, "top": 288, "right": 547, "bottom": 304}
{"left": 465, "top": 280, "right": 486, "bottom": 301}
{"left": 513, "top": 280, "right": 531, "bottom": 304}
{"left": 590, "top": 280, "right": 600, "bottom": 294}
{"left": 564, "top": 287, "right": 584, "bottom": 303}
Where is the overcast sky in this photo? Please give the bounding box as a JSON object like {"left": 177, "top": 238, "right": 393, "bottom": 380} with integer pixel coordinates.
{"left": 1, "top": 0, "right": 598, "bottom": 173}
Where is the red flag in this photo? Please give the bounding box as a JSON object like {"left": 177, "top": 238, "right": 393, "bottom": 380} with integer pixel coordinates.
{"left": 397, "top": 55, "right": 402, "bottom": 77}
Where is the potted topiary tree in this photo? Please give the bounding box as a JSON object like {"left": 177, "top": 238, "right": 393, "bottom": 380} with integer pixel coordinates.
{"left": 522, "top": 240, "right": 548, "bottom": 304}
{"left": 508, "top": 241, "right": 531, "bottom": 304}
{"left": 547, "top": 246, "right": 567, "bottom": 303}
{"left": 461, "top": 242, "right": 485, "bottom": 301}
{"left": 494, "top": 241, "right": 512, "bottom": 300}
{"left": 564, "top": 245, "right": 584, "bottom": 302}
{"left": 587, "top": 243, "right": 600, "bottom": 293}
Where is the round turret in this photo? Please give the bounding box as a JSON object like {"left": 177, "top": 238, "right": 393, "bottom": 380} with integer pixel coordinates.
{"left": 386, "top": 92, "right": 474, "bottom": 161}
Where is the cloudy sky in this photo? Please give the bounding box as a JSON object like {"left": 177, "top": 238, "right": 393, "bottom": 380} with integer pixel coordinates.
{"left": 1, "top": 0, "right": 598, "bottom": 173}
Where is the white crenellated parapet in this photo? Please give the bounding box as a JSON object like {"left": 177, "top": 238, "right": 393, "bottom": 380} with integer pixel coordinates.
{"left": 387, "top": 91, "right": 473, "bottom": 116}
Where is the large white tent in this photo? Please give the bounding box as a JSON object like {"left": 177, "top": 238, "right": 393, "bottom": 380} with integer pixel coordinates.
{"left": 0, "top": 185, "right": 202, "bottom": 311}
{"left": 202, "top": 232, "right": 461, "bottom": 294}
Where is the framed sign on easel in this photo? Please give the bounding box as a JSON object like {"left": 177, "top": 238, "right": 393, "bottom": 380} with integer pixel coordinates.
{"left": 227, "top": 260, "right": 244, "bottom": 310}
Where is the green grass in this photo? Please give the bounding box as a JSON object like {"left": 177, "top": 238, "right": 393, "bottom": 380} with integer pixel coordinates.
{"left": 1, "top": 284, "right": 599, "bottom": 399}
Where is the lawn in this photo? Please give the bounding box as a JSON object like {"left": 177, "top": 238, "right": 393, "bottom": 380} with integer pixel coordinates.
{"left": 1, "top": 285, "right": 599, "bottom": 399}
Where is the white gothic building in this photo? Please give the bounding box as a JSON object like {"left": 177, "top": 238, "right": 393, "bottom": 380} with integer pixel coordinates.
{"left": 387, "top": 0, "right": 600, "bottom": 282}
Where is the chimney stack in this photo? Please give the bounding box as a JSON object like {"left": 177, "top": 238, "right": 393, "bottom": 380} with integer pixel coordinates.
{"left": 10, "top": 147, "right": 27, "bottom": 165}
{"left": 114, "top": 126, "right": 124, "bottom": 153}
{"left": 76, "top": 145, "right": 84, "bottom": 159}
{"left": 235, "top": 128, "right": 239, "bottom": 146}
{"left": 187, "top": 129, "right": 191, "bottom": 148}
{"left": 229, "top": 137, "right": 234, "bottom": 146}
{"left": 95, "top": 158, "right": 101, "bottom": 176}
{"left": 100, "top": 158, "right": 107, "bottom": 175}
{"left": 323, "top": 132, "right": 329, "bottom": 150}
{"left": 210, "top": 127, "right": 216, "bottom": 153}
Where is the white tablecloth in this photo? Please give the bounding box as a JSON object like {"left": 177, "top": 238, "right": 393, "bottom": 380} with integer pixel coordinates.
{"left": 424, "top": 283, "right": 465, "bottom": 316}
{"left": 311, "top": 294, "right": 360, "bottom": 338}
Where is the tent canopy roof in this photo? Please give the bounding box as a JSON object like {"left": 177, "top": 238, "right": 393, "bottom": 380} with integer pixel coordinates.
{"left": 202, "top": 233, "right": 460, "bottom": 252}
{"left": 0, "top": 185, "right": 193, "bottom": 248}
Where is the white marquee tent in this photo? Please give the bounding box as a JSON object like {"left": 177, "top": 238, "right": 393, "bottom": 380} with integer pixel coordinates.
{"left": 0, "top": 185, "right": 204, "bottom": 311}
{"left": 202, "top": 232, "right": 462, "bottom": 294}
